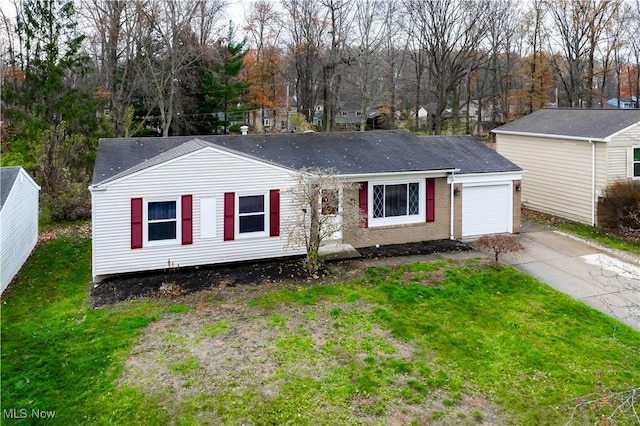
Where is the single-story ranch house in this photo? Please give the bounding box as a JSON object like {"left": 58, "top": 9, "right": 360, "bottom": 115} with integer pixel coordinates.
{"left": 1, "top": 166, "right": 40, "bottom": 294}
{"left": 494, "top": 109, "right": 640, "bottom": 226}
{"left": 90, "top": 130, "right": 522, "bottom": 282}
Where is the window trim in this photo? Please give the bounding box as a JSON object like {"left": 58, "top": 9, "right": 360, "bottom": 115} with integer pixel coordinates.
{"left": 368, "top": 180, "right": 425, "bottom": 227}
{"left": 143, "top": 197, "right": 181, "bottom": 246}
{"left": 633, "top": 146, "right": 640, "bottom": 179}
{"left": 236, "top": 192, "right": 269, "bottom": 239}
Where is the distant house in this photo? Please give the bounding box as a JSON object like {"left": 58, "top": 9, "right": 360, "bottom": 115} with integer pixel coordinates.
{"left": 459, "top": 99, "right": 502, "bottom": 123}
{"left": 313, "top": 103, "right": 363, "bottom": 130}
{"left": 494, "top": 109, "right": 640, "bottom": 226}
{"left": 606, "top": 96, "right": 639, "bottom": 109}
{"left": 1, "top": 167, "right": 40, "bottom": 293}
{"left": 248, "top": 97, "right": 298, "bottom": 132}
{"left": 90, "top": 130, "right": 522, "bottom": 282}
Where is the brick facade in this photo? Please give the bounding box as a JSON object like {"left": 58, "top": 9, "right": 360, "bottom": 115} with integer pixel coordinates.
{"left": 344, "top": 178, "right": 453, "bottom": 248}
{"left": 342, "top": 178, "right": 521, "bottom": 247}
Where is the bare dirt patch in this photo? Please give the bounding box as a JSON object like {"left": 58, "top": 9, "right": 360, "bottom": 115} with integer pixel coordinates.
{"left": 118, "top": 287, "right": 506, "bottom": 424}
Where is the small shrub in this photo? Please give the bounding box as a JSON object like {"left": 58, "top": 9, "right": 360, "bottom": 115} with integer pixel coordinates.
{"left": 475, "top": 234, "right": 525, "bottom": 265}
{"left": 599, "top": 180, "right": 640, "bottom": 229}
{"left": 157, "top": 282, "right": 185, "bottom": 298}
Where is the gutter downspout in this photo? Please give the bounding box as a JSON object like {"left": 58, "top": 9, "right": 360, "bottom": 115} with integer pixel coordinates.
{"left": 450, "top": 172, "right": 456, "bottom": 240}
{"left": 590, "top": 140, "right": 595, "bottom": 226}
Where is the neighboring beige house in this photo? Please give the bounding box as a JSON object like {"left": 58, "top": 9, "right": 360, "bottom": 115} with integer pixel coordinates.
{"left": 494, "top": 109, "right": 640, "bottom": 226}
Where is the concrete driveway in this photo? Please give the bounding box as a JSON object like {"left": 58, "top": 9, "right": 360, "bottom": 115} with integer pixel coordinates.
{"left": 497, "top": 224, "right": 640, "bottom": 331}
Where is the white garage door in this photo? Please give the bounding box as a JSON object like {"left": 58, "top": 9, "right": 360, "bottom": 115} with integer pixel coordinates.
{"left": 462, "top": 184, "right": 511, "bottom": 237}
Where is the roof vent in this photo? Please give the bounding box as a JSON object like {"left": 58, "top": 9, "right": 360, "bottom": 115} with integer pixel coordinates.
{"left": 240, "top": 125, "right": 249, "bottom": 135}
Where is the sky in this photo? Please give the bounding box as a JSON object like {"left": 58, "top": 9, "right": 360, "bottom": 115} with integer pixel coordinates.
{"left": 0, "top": 0, "right": 251, "bottom": 24}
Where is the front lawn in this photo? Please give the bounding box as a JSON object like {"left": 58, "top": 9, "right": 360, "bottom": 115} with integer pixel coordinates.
{"left": 1, "top": 231, "right": 639, "bottom": 425}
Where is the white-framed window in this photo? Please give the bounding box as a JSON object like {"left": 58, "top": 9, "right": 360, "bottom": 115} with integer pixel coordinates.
{"left": 634, "top": 147, "right": 640, "bottom": 178}
{"left": 355, "top": 111, "right": 362, "bottom": 116}
{"left": 370, "top": 181, "right": 423, "bottom": 226}
{"left": 340, "top": 111, "right": 348, "bottom": 116}
{"left": 264, "top": 118, "right": 272, "bottom": 126}
{"left": 237, "top": 193, "right": 268, "bottom": 237}
{"left": 145, "top": 198, "right": 179, "bottom": 244}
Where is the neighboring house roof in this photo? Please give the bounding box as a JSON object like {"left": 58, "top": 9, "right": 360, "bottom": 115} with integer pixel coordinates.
{"left": 421, "top": 136, "right": 522, "bottom": 174}
{"left": 606, "top": 96, "right": 638, "bottom": 108}
{"left": 493, "top": 108, "right": 640, "bottom": 141}
{"left": 1, "top": 167, "right": 21, "bottom": 210}
{"left": 92, "top": 130, "right": 459, "bottom": 186}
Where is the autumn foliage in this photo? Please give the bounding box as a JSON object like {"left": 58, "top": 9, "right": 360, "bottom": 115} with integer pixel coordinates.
{"left": 475, "top": 234, "right": 525, "bottom": 265}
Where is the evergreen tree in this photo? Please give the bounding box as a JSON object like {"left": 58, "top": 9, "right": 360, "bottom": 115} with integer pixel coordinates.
{"left": 202, "top": 25, "right": 250, "bottom": 134}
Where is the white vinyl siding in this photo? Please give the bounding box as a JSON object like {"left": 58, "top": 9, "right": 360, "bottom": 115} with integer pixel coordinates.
{"left": 497, "top": 134, "right": 598, "bottom": 225}
{"left": 607, "top": 125, "right": 640, "bottom": 181}
{"left": 91, "top": 147, "right": 305, "bottom": 280}
{"left": 0, "top": 169, "right": 40, "bottom": 293}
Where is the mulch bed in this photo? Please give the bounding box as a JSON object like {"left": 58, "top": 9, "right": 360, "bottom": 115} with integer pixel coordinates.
{"left": 90, "top": 239, "right": 472, "bottom": 307}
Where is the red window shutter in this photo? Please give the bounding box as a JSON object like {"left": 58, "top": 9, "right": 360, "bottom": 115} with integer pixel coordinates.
{"left": 131, "top": 198, "right": 143, "bottom": 249}
{"left": 426, "top": 178, "right": 435, "bottom": 223}
{"left": 269, "top": 189, "right": 280, "bottom": 237}
{"left": 181, "top": 195, "right": 193, "bottom": 245}
{"left": 224, "top": 192, "right": 235, "bottom": 241}
{"left": 358, "top": 182, "right": 368, "bottom": 228}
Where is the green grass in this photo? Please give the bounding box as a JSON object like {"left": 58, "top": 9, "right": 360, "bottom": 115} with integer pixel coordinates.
{"left": 558, "top": 221, "right": 640, "bottom": 256}
{"left": 2, "top": 232, "right": 639, "bottom": 425}
{"left": 0, "top": 234, "right": 170, "bottom": 424}
{"left": 524, "top": 208, "right": 640, "bottom": 256}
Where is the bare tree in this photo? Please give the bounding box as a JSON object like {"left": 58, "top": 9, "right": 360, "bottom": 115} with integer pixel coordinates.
{"left": 352, "top": 0, "right": 385, "bottom": 131}
{"left": 285, "top": 168, "right": 364, "bottom": 276}
{"left": 403, "top": 0, "right": 428, "bottom": 131}
{"left": 281, "top": 0, "right": 326, "bottom": 124}
{"left": 380, "top": 0, "right": 408, "bottom": 130}
{"left": 136, "top": 0, "right": 225, "bottom": 137}
{"left": 545, "top": 0, "right": 621, "bottom": 108}
{"left": 624, "top": 0, "right": 640, "bottom": 108}
{"left": 244, "top": 0, "right": 284, "bottom": 131}
{"left": 81, "top": 0, "right": 140, "bottom": 137}
{"left": 319, "top": 0, "right": 355, "bottom": 132}
{"left": 483, "top": 0, "right": 521, "bottom": 125}
{"left": 407, "top": 0, "right": 491, "bottom": 134}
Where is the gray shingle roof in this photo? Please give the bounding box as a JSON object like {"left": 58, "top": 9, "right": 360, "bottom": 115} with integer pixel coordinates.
{"left": 493, "top": 108, "right": 640, "bottom": 140}
{"left": 420, "top": 136, "right": 522, "bottom": 174}
{"left": 0, "top": 167, "right": 21, "bottom": 209}
{"left": 91, "top": 131, "right": 522, "bottom": 186}
{"left": 92, "top": 130, "right": 461, "bottom": 185}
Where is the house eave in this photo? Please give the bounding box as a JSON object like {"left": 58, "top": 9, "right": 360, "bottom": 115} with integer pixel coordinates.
{"left": 492, "top": 129, "right": 608, "bottom": 142}
{"left": 447, "top": 170, "right": 523, "bottom": 184}
{"left": 338, "top": 168, "right": 460, "bottom": 180}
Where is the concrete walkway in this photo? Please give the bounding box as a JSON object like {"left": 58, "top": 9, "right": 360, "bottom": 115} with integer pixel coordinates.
{"left": 496, "top": 226, "right": 640, "bottom": 331}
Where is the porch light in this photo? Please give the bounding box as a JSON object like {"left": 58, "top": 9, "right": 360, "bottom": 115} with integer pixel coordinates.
{"left": 515, "top": 184, "right": 522, "bottom": 191}
{"left": 453, "top": 188, "right": 461, "bottom": 196}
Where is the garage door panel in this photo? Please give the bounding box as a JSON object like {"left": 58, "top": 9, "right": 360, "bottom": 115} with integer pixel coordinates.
{"left": 462, "top": 184, "right": 511, "bottom": 237}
